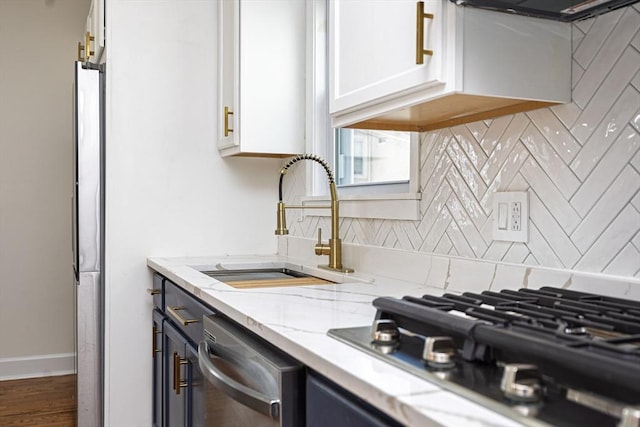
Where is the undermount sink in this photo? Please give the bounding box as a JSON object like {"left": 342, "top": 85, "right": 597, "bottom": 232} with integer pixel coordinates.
{"left": 200, "top": 268, "right": 335, "bottom": 289}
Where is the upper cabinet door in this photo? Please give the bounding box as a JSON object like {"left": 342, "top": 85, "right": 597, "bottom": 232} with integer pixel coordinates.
{"left": 328, "top": 1, "right": 571, "bottom": 132}
{"left": 217, "top": 0, "right": 306, "bottom": 157}
{"left": 329, "top": 0, "right": 443, "bottom": 115}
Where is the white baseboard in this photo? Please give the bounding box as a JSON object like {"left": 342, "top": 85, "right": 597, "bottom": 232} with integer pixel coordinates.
{"left": 0, "top": 353, "right": 75, "bottom": 381}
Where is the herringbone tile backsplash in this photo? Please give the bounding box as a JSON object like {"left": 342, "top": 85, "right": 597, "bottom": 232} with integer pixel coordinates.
{"left": 288, "top": 4, "right": 640, "bottom": 279}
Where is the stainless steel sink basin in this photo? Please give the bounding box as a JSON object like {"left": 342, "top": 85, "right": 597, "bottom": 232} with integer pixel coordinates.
{"left": 201, "top": 268, "right": 334, "bottom": 289}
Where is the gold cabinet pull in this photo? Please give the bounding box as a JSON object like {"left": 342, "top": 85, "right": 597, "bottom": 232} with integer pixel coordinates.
{"left": 416, "top": 1, "right": 434, "bottom": 64}
{"left": 85, "top": 31, "right": 95, "bottom": 59}
{"left": 167, "top": 305, "right": 200, "bottom": 326}
{"left": 224, "top": 106, "right": 234, "bottom": 137}
{"left": 152, "top": 326, "right": 162, "bottom": 357}
{"left": 77, "top": 42, "right": 85, "bottom": 62}
{"left": 147, "top": 288, "right": 161, "bottom": 296}
{"left": 173, "top": 352, "right": 188, "bottom": 395}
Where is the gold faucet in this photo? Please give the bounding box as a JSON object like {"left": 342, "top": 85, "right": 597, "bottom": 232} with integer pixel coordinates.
{"left": 275, "top": 154, "right": 354, "bottom": 273}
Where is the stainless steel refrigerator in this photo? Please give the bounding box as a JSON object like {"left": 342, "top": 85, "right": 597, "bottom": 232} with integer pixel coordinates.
{"left": 72, "top": 60, "right": 105, "bottom": 427}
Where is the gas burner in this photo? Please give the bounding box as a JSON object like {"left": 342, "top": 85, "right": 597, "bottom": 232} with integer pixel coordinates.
{"left": 329, "top": 286, "right": 640, "bottom": 427}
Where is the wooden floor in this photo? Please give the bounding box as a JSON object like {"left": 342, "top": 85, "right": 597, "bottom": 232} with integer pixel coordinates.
{"left": 0, "top": 374, "right": 76, "bottom": 426}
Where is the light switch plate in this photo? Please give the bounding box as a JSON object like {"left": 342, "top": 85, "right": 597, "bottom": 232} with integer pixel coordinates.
{"left": 492, "top": 192, "right": 528, "bottom": 242}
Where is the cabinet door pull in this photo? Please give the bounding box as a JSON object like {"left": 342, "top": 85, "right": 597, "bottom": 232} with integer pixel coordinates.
{"left": 147, "top": 288, "right": 161, "bottom": 296}
{"left": 85, "top": 31, "right": 95, "bottom": 59}
{"left": 167, "top": 305, "right": 200, "bottom": 326}
{"left": 77, "top": 42, "right": 85, "bottom": 62}
{"left": 152, "top": 326, "right": 162, "bottom": 357}
{"left": 224, "top": 106, "right": 234, "bottom": 137}
{"left": 173, "top": 352, "right": 189, "bottom": 395}
{"left": 416, "top": 1, "right": 434, "bottom": 64}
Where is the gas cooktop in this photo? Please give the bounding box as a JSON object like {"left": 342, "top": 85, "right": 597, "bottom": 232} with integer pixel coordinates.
{"left": 329, "top": 286, "right": 640, "bottom": 427}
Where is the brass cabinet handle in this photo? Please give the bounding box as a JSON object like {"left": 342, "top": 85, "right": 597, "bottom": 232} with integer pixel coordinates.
{"left": 224, "top": 106, "right": 234, "bottom": 137}
{"left": 416, "top": 1, "right": 434, "bottom": 64}
{"left": 152, "top": 326, "right": 162, "bottom": 357}
{"left": 85, "top": 31, "right": 95, "bottom": 59}
{"left": 173, "top": 352, "right": 188, "bottom": 395}
{"left": 77, "top": 42, "right": 85, "bottom": 62}
{"left": 167, "top": 305, "right": 200, "bottom": 326}
{"left": 147, "top": 288, "right": 161, "bottom": 296}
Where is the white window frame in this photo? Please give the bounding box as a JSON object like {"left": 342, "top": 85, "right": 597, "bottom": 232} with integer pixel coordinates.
{"left": 301, "top": 0, "right": 421, "bottom": 221}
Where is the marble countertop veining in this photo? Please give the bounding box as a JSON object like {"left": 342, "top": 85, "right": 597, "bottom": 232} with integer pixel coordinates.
{"left": 147, "top": 254, "right": 531, "bottom": 427}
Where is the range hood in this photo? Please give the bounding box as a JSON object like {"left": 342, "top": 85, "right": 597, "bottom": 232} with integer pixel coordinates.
{"left": 452, "top": 0, "right": 638, "bottom": 21}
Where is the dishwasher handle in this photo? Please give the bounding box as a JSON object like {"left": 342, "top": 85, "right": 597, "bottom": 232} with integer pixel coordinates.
{"left": 198, "top": 340, "right": 280, "bottom": 419}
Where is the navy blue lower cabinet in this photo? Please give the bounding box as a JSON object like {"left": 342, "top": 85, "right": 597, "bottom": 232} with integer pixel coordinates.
{"left": 164, "top": 321, "right": 190, "bottom": 426}
{"left": 152, "top": 310, "right": 164, "bottom": 427}
{"left": 306, "top": 371, "right": 404, "bottom": 427}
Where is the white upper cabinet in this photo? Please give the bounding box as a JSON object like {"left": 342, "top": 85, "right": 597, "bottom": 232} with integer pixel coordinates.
{"left": 218, "top": 0, "right": 306, "bottom": 157}
{"left": 329, "top": 1, "right": 571, "bottom": 131}
{"left": 83, "top": 0, "right": 105, "bottom": 64}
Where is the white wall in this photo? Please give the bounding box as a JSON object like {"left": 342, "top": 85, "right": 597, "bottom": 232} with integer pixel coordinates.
{"left": 105, "top": 0, "right": 282, "bottom": 425}
{"left": 288, "top": 5, "right": 640, "bottom": 281}
{"left": 0, "top": 0, "right": 89, "bottom": 378}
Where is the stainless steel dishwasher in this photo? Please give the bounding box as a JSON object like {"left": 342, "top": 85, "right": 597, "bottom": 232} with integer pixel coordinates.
{"left": 197, "top": 314, "right": 304, "bottom": 427}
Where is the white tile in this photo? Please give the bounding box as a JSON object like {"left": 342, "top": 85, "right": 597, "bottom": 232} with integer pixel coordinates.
{"left": 419, "top": 208, "right": 451, "bottom": 253}
{"left": 434, "top": 233, "right": 452, "bottom": 254}
{"left": 571, "top": 87, "right": 640, "bottom": 180}
{"left": 632, "top": 12, "right": 640, "bottom": 50}
{"left": 446, "top": 194, "right": 488, "bottom": 257}
{"left": 450, "top": 124, "right": 488, "bottom": 171}
{"left": 551, "top": 102, "right": 582, "bottom": 130}
{"left": 523, "top": 254, "right": 539, "bottom": 266}
{"left": 633, "top": 229, "right": 640, "bottom": 251}
{"left": 503, "top": 242, "right": 531, "bottom": 265}
{"left": 445, "top": 167, "right": 488, "bottom": 229}
{"left": 631, "top": 109, "right": 640, "bottom": 133}
{"left": 629, "top": 151, "right": 640, "bottom": 172}
{"left": 395, "top": 222, "right": 423, "bottom": 251}
{"left": 479, "top": 115, "right": 513, "bottom": 155}
{"left": 420, "top": 133, "right": 451, "bottom": 195}
{"left": 420, "top": 130, "right": 441, "bottom": 165}
{"left": 464, "top": 120, "right": 487, "bottom": 143}
{"left": 632, "top": 69, "right": 640, "bottom": 93}
{"left": 521, "top": 124, "right": 581, "bottom": 200}
{"left": 445, "top": 221, "right": 475, "bottom": 258}
{"left": 572, "top": 8, "right": 637, "bottom": 108}
{"left": 418, "top": 179, "right": 452, "bottom": 238}
{"left": 479, "top": 143, "right": 530, "bottom": 212}
{"left": 483, "top": 240, "right": 511, "bottom": 262}
{"left": 604, "top": 243, "right": 640, "bottom": 276}
{"left": 574, "top": 16, "right": 594, "bottom": 36}
{"left": 445, "top": 139, "right": 487, "bottom": 200}
{"left": 525, "top": 222, "right": 564, "bottom": 268}
{"left": 520, "top": 158, "right": 581, "bottom": 234}
{"left": 572, "top": 59, "right": 585, "bottom": 90}
{"left": 575, "top": 205, "right": 640, "bottom": 272}
{"left": 571, "top": 47, "right": 640, "bottom": 145}
{"left": 527, "top": 108, "right": 581, "bottom": 163}
{"left": 479, "top": 114, "right": 530, "bottom": 185}
{"left": 571, "top": 166, "right": 640, "bottom": 253}
{"left": 632, "top": 191, "right": 640, "bottom": 213}
{"left": 571, "top": 125, "right": 640, "bottom": 216}
{"left": 528, "top": 191, "right": 581, "bottom": 267}
{"left": 634, "top": 3, "right": 640, "bottom": 13}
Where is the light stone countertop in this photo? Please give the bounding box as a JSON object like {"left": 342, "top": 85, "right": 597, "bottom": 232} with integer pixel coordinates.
{"left": 148, "top": 254, "right": 542, "bottom": 427}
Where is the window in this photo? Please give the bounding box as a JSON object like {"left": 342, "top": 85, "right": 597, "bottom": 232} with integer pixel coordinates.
{"left": 302, "top": 0, "right": 420, "bottom": 220}
{"left": 336, "top": 129, "right": 411, "bottom": 187}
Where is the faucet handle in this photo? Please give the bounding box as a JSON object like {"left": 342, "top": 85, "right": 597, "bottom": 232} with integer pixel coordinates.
{"left": 315, "top": 228, "right": 330, "bottom": 256}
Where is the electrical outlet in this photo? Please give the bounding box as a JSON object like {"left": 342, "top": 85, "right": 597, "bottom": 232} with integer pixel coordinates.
{"left": 493, "top": 192, "right": 528, "bottom": 242}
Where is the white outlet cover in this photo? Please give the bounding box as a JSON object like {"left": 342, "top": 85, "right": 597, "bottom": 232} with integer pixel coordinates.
{"left": 492, "top": 192, "right": 529, "bottom": 243}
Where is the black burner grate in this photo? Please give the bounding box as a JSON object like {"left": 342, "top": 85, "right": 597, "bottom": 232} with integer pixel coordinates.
{"left": 372, "top": 286, "right": 640, "bottom": 403}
